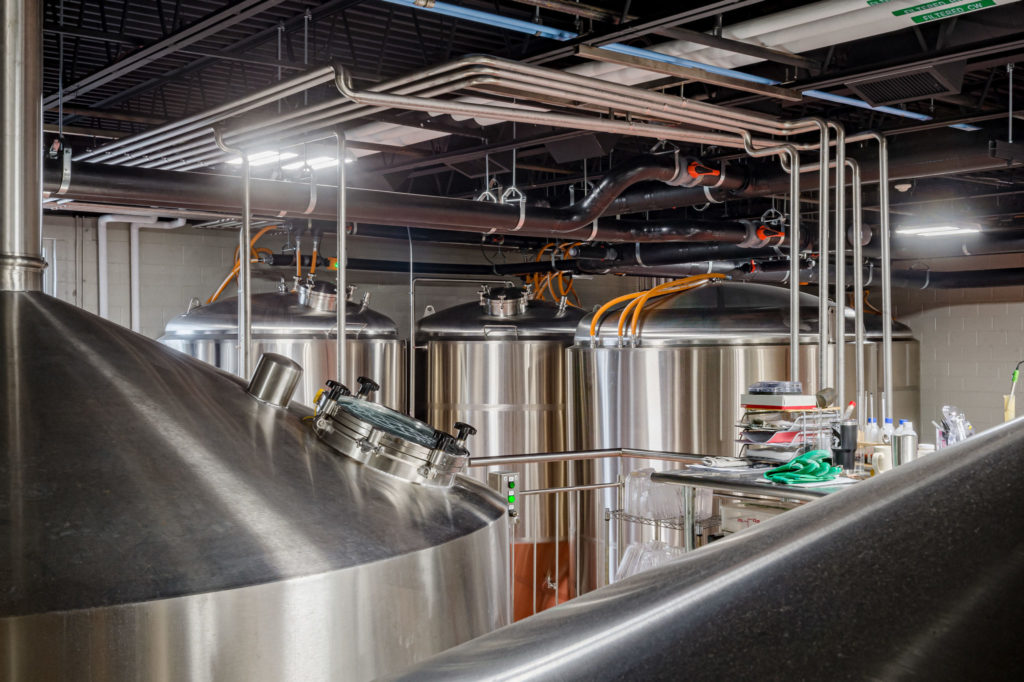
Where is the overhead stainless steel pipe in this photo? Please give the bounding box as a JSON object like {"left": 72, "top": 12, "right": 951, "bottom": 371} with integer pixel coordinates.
{"left": 848, "top": 158, "right": 867, "bottom": 428}
{"left": 0, "top": 0, "right": 44, "bottom": 292}
{"left": 214, "top": 131, "right": 253, "bottom": 378}
{"left": 76, "top": 65, "right": 337, "bottom": 164}
{"left": 830, "top": 122, "right": 847, "bottom": 407}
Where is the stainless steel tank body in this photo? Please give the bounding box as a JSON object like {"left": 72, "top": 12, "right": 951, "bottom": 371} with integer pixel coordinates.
{"left": 161, "top": 284, "right": 405, "bottom": 410}
{"left": 418, "top": 287, "right": 585, "bottom": 617}
{"left": 0, "top": 294, "right": 509, "bottom": 681}
{"left": 567, "top": 281, "right": 920, "bottom": 589}
{"left": 2, "top": 12, "right": 505, "bottom": 670}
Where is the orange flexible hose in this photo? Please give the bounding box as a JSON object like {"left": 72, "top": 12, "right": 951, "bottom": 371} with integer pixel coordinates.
{"left": 310, "top": 248, "right": 318, "bottom": 276}
{"left": 590, "top": 291, "right": 645, "bottom": 338}
{"left": 628, "top": 274, "right": 725, "bottom": 338}
{"left": 231, "top": 225, "right": 277, "bottom": 263}
{"left": 206, "top": 258, "right": 261, "bottom": 304}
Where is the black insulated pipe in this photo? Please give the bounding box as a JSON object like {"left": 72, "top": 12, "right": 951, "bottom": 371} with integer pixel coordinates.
{"left": 45, "top": 154, "right": 718, "bottom": 240}
{"left": 266, "top": 253, "right": 573, "bottom": 277}
{"left": 607, "top": 129, "right": 1019, "bottom": 215}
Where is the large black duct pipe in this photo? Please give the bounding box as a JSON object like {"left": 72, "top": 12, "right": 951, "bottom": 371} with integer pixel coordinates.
{"left": 607, "top": 129, "right": 1018, "bottom": 214}
{"left": 267, "top": 253, "right": 569, "bottom": 277}
{"left": 394, "top": 419, "right": 1024, "bottom": 680}
{"left": 44, "top": 155, "right": 719, "bottom": 240}
{"left": 623, "top": 260, "right": 1024, "bottom": 289}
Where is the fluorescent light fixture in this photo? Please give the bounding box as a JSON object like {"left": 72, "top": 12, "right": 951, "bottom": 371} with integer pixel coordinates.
{"left": 948, "top": 123, "right": 983, "bottom": 132}
{"left": 896, "top": 225, "right": 981, "bottom": 237}
{"left": 227, "top": 151, "right": 298, "bottom": 167}
{"left": 282, "top": 155, "right": 346, "bottom": 170}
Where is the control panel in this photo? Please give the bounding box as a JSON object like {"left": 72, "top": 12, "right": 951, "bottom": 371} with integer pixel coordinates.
{"left": 488, "top": 470, "right": 520, "bottom": 518}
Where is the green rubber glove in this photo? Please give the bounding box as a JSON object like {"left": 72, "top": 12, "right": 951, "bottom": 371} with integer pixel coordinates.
{"left": 764, "top": 450, "right": 842, "bottom": 485}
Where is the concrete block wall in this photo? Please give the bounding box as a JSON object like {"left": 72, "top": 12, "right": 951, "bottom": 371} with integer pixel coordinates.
{"left": 42, "top": 215, "right": 278, "bottom": 338}
{"left": 892, "top": 285, "right": 1024, "bottom": 433}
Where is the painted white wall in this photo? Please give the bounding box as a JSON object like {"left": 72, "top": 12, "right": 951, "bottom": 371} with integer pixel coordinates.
{"left": 893, "top": 284, "right": 1024, "bottom": 434}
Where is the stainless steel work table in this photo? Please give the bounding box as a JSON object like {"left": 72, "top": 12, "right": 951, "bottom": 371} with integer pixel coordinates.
{"left": 651, "top": 466, "right": 857, "bottom": 549}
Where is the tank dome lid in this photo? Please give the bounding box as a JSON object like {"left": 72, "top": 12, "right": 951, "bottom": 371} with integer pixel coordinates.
{"left": 417, "top": 286, "right": 585, "bottom": 340}
{"left": 1, "top": 292, "right": 502, "bottom": 618}
{"left": 575, "top": 281, "right": 912, "bottom": 347}
{"left": 161, "top": 288, "right": 399, "bottom": 340}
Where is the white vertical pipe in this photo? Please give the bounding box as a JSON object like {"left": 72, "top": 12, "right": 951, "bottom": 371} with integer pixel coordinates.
{"left": 129, "top": 223, "right": 140, "bottom": 330}
{"left": 98, "top": 219, "right": 109, "bottom": 319}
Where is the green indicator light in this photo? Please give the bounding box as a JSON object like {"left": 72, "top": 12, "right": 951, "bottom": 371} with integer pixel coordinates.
{"left": 508, "top": 481, "right": 515, "bottom": 489}
{"left": 507, "top": 494, "right": 516, "bottom": 504}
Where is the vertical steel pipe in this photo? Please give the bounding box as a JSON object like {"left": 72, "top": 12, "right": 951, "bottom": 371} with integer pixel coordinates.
{"left": 336, "top": 130, "right": 348, "bottom": 385}
{"left": 214, "top": 131, "right": 253, "bottom": 377}
{"left": 865, "top": 132, "right": 895, "bottom": 424}
{"left": 787, "top": 150, "right": 801, "bottom": 380}
{"left": 830, "top": 123, "right": 846, "bottom": 406}
{"left": 816, "top": 122, "right": 831, "bottom": 393}
{"left": 847, "top": 158, "right": 866, "bottom": 428}
{"left": 744, "top": 132, "right": 801, "bottom": 380}
{"left": 0, "top": 0, "right": 44, "bottom": 292}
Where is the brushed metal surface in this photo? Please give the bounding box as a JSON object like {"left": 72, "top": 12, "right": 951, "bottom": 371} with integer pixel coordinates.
{"left": 161, "top": 291, "right": 406, "bottom": 410}
{"left": 1, "top": 291, "right": 508, "bottom": 680}
{"left": 394, "top": 419, "right": 1024, "bottom": 680}
{"left": 426, "top": 339, "right": 570, "bottom": 541}
{"left": 421, "top": 296, "right": 584, "bottom": 612}
{"left": 568, "top": 283, "right": 920, "bottom": 591}
{"left": 569, "top": 341, "right": 920, "bottom": 590}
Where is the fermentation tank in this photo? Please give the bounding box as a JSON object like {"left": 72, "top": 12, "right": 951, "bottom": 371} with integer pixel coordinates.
{"left": 418, "top": 286, "right": 585, "bottom": 619}
{"left": 161, "top": 281, "right": 405, "bottom": 409}
{"left": 567, "top": 280, "right": 920, "bottom": 588}
{"left": 1, "top": 296, "right": 509, "bottom": 680}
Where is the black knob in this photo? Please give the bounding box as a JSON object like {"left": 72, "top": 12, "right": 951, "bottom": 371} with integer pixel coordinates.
{"left": 454, "top": 422, "right": 477, "bottom": 443}
{"left": 326, "top": 379, "right": 350, "bottom": 398}
{"left": 433, "top": 432, "right": 456, "bottom": 451}
{"left": 356, "top": 376, "right": 380, "bottom": 398}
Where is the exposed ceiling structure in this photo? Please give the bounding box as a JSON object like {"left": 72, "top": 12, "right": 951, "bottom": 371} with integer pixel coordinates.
{"left": 41, "top": 0, "right": 1024, "bottom": 270}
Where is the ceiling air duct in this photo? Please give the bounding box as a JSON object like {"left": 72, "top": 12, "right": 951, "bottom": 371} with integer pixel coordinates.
{"left": 844, "top": 61, "right": 966, "bottom": 106}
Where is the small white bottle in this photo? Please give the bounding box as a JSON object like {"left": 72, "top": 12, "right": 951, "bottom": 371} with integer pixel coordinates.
{"left": 881, "top": 417, "right": 895, "bottom": 444}
{"left": 864, "top": 417, "right": 880, "bottom": 443}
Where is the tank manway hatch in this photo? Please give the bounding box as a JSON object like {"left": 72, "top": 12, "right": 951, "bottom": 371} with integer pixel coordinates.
{"left": 313, "top": 376, "right": 476, "bottom": 487}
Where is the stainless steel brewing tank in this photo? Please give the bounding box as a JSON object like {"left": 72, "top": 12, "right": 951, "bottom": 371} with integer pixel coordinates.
{"left": 1, "top": 292, "right": 508, "bottom": 681}
{"left": 567, "top": 281, "right": 919, "bottom": 588}
{"left": 418, "top": 287, "right": 585, "bottom": 619}
{"left": 160, "top": 282, "right": 405, "bottom": 410}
